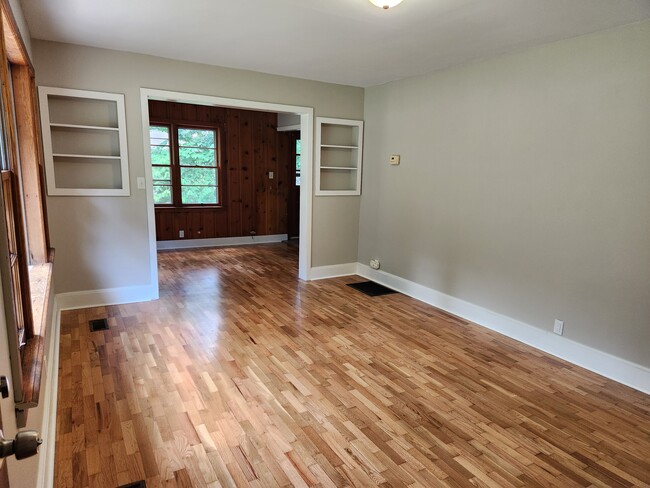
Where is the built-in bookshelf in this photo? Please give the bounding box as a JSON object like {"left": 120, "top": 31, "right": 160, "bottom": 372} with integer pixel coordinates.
{"left": 38, "top": 87, "right": 130, "bottom": 196}
{"left": 315, "top": 117, "right": 363, "bottom": 196}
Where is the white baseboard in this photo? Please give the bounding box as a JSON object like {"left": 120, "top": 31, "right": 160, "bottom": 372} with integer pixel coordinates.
{"left": 357, "top": 264, "right": 650, "bottom": 395}
{"left": 37, "top": 297, "right": 62, "bottom": 488}
{"left": 310, "top": 263, "right": 358, "bottom": 280}
{"left": 56, "top": 284, "right": 158, "bottom": 311}
{"left": 157, "top": 234, "right": 288, "bottom": 250}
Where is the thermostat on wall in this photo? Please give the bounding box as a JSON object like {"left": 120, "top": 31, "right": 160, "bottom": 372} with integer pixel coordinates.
{"left": 390, "top": 155, "right": 400, "bottom": 165}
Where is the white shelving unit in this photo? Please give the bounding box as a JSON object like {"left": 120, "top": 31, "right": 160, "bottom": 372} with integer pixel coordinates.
{"left": 315, "top": 117, "right": 363, "bottom": 196}
{"left": 38, "top": 86, "right": 130, "bottom": 196}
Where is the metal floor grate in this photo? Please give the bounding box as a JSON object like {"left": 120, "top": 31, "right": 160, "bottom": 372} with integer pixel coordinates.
{"left": 89, "top": 318, "right": 109, "bottom": 332}
{"left": 346, "top": 281, "right": 398, "bottom": 297}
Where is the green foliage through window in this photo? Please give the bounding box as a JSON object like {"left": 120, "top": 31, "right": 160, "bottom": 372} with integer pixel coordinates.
{"left": 150, "top": 125, "right": 220, "bottom": 206}
{"left": 150, "top": 126, "right": 172, "bottom": 204}
{"left": 179, "top": 128, "right": 218, "bottom": 204}
{"left": 296, "top": 138, "right": 301, "bottom": 186}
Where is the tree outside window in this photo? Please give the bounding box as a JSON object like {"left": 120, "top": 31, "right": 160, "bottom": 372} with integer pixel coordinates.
{"left": 150, "top": 125, "right": 221, "bottom": 206}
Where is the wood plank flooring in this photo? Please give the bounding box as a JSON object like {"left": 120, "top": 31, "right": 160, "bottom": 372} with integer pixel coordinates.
{"left": 54, "top": 244, "right": 650, "bottom": 487}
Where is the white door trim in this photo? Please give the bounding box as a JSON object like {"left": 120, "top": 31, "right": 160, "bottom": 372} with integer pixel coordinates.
{"left": 139, "top": 88, "right": 314, "bottom": 296}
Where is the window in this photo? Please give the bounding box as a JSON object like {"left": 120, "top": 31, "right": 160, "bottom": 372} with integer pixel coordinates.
{"left": 150, "top": 125, "right": 172, "bottom": 204}
{"left": 149, "top": 125, "right": 221, "bottom": 206}
{"left": 178, "top": 128, "right": 219, "bottom": 204}
{"left": 295, "top": 138, "right": 301, "bottom": 186}
{"left": 1, "top": 0, "right": 53, "bottom": 427}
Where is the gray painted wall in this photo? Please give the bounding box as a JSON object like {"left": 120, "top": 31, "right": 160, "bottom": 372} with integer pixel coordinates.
{"left": 360, "top": 21, "right": 650, "bottom": 367}
{"left": 32, "top": 40, "right": 364, "bottom": 293}
{"left": 277, "top": 112, "right": 301, "bottom": 130}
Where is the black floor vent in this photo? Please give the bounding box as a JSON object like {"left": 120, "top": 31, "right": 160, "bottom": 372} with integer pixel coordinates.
{"left": 89, "top": 318, "right": 109, "bottom": 332}
{"left": 347, "top": 281, "right": 398, "bottom": 297}
{"left": 118, "top": 481, "right": 146, "bottom": 488}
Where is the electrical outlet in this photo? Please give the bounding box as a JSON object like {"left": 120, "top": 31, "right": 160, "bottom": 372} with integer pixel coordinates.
{"left": 390, "top": 155, "right": 400, "bottom": 165}
{"left": 269, "top": 171, "right": 274, "bottom": 179}
{"left": 179, "top": 230, "right": 185, "bottom": 238}
{"left": 553, "top": 319, "right": 564, "bottom": 336}
{"left": 370, "top": 259, "right": 380, "bottom": 270}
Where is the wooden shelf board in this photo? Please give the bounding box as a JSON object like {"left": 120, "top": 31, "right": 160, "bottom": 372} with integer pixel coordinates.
{"left": 321, "top": 144, "right": 358, "bottom": 149}
{"left": 320, "top": 166, "right": 358, "bottom": 170}
{"left": 50, "top": 123, "right": 119, "bottom": 131}
{"left": 53, "top": 153, "right": 121, "bottom": 160}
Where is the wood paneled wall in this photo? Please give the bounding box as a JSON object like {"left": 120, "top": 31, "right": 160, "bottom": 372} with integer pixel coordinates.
{"left": 149, "top": 101, "right": 293, "bottom": 241}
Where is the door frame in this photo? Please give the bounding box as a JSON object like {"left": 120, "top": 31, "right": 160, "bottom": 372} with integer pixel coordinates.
{"left": 140, "top": 88, "right": 314, "bottom": 297}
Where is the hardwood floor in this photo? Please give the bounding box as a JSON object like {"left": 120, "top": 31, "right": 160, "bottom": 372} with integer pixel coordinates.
{"left": 54, "top": 244, "right": 650, "bottom": 487}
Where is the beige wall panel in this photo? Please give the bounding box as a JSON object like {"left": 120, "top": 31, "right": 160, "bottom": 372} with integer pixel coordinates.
{"left": 33, "top": 40, "right": 364, "bottom": 292}
{"left": 360, "top": 21, "right": 650, "bottom": 366}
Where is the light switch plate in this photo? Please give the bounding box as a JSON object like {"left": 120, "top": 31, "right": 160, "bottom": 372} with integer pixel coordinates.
{"left": 137, "top": 177, "right": 146, "bottom": 189}
{"left": 269, "top": 171, "right": 274, "bottom": 179}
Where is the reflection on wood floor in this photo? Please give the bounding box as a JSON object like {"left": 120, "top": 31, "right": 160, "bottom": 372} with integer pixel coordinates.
{"left": 55, "top": 244, "right": 650, "bottom": 487}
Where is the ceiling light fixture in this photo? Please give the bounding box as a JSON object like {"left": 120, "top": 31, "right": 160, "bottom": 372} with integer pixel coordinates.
{"left": 369, "top": 0, "right": 404, "bottom": 9}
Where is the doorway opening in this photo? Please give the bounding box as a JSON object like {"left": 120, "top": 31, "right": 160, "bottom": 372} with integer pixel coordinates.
{"left": 285, "top": 130, "right": 301, "bottom": 248}
{"left": 140, "top": 89, "right": 313, "bottom": 298}
{"left": 277, "top": 112, "right": 301, "bottom": 249}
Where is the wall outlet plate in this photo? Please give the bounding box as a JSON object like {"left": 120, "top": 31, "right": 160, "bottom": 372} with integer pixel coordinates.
{"left": 370, "top": 259, "right": 380, "bottom": 270}
{"left": 553, "top": 319, "right": 564, "bottom": 335}
{"left": 390, "top": 155, "right": 400, "bottom": 165}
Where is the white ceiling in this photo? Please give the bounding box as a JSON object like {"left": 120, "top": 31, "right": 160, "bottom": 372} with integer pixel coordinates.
{"left": 21, "top": 0, "right": 650, "bottom": 87}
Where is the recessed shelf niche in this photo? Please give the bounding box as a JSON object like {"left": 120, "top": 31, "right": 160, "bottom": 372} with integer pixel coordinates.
{"left": 38, "top": 87, "right": 130, "bottom": 196}
{"left": 315, "top": 117, "right": 363, "bottom": 196}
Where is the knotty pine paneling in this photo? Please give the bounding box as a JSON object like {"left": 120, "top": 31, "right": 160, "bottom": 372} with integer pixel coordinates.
{"left": 149, "top": 101, "right": 293, "bottom": 241}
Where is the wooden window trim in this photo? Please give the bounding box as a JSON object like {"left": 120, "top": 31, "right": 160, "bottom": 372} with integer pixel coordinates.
{"left": 151, "top": 121, "right": 225, "bottom": 209}
{"left": 0, "top": 0, "right": 53, "bottom": 427}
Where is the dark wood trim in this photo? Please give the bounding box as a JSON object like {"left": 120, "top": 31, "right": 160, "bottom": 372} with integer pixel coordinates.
{"left": 0, "top": 1, "right": 52, "bottom": 428}
{"left": 1, "top": 171, "right": 33, "bottom": 341}
{"left": 16, "top": 249, "right": 53, "bottom": 415}
{"left": 11, "top": 65, "right": 49, "bottom": 264}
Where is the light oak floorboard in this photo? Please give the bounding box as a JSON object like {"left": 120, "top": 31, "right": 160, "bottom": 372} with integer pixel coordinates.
{"left": 55, "top": 244, "right": 650, "bottom": 487}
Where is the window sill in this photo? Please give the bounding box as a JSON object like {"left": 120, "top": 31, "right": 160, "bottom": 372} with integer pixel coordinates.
{"left": 16, "top": 249, "right": 54, "bottom": 413}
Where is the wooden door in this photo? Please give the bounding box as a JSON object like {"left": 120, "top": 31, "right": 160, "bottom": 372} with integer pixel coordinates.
{"left": 0, "top": 400, "right": 9, "bottom": 488}
{"left": 287, "top": 131, "right": 301, "bottom": 239}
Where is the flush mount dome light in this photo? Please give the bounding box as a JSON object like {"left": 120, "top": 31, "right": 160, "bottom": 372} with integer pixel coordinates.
{"left": 369, "top": 0, "right": 404, "bottom": 9}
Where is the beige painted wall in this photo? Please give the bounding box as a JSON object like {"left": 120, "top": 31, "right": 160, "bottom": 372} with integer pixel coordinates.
{"left": 7, "top": 0, "right": 31, "bottom": 57}
{"left": 360, "top": 21, "right": 650, "bottom": 367}
{"left": 32, "top": 40, "right": 364, "bottom": 293}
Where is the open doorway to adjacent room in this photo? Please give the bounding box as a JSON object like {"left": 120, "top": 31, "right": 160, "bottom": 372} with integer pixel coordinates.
{"left": 276, "top": 113, "right": 301, "bottom": 249}
{"left": 140, "top": 89, "right": 313, "bottom": 297}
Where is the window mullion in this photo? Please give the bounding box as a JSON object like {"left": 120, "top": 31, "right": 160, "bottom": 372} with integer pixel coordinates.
{"left": 171, "top": 124, "right": 182, "bottom": 207}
